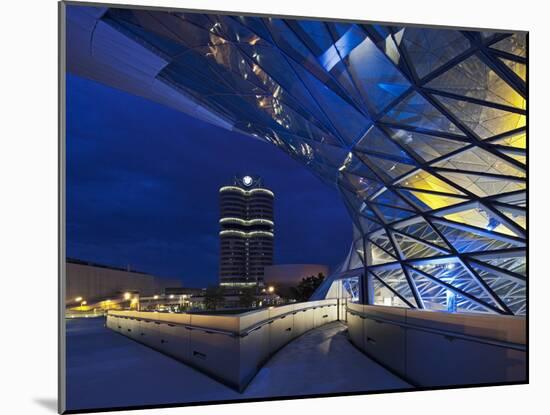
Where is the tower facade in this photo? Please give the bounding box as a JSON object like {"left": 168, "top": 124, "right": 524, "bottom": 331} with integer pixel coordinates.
{"left": 219, "top": 176, "right": 274, "bottom": 288}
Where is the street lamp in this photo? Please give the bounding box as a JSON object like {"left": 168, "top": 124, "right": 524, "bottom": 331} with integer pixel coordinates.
{"left": 123, "top": 292, "right": 131, "bottom": 300}
{"left": 153, "top": 295, "right": 159, "bottom": 300}
{"left": 268, "top": 286, "right": 275, "bottom": 293}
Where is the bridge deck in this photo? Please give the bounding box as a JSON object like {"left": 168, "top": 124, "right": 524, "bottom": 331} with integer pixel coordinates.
{"left": 66, "top": 318, "right": 411, "bottom": 411}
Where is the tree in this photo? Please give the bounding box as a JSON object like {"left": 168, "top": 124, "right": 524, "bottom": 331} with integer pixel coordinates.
{"left": 203, "top": 285, "right": 225, "bottom": 310}
{"left": 290, "top": 272, "right": 325, "bottom": 302}
{"left": 238, "top": 287, "right": 256, "bottom": 309}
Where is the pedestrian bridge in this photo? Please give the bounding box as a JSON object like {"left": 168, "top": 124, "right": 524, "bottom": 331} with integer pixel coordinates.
{"left": 107, "top": 299, "right": 526, "bottom": 392}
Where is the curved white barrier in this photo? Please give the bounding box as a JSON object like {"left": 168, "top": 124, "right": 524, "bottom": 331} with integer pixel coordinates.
{"left": 346, "top": 303, "right": 526, "bottom": 387}
{"left": 106, "top": 300, "right": 339, "bottom": 391}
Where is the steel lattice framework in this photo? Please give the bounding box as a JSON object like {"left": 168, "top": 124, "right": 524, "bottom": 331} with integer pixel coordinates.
{"left": 66, "top": 5, "right": 527, "bottom": 315}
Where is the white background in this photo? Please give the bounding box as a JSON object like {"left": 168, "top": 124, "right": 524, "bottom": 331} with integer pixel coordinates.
{"left": 1, "top": 0, "right": 548, "bottom": 414}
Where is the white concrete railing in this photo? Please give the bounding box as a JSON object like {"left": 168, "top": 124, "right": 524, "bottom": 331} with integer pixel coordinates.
{"left": 106, "top": 299, "right": 338, "bottom": 391}
{"left": 346, "top": 303, "right": 526, "bottom": 387}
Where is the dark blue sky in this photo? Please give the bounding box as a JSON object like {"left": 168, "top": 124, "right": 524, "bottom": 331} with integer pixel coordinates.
{"left": 66, "top": 74, "right": 351, "bottom": 287}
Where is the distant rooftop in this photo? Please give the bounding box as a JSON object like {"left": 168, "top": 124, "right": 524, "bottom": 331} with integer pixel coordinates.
{"left": 66, "top": 257, "right": 152, "bottom": 276}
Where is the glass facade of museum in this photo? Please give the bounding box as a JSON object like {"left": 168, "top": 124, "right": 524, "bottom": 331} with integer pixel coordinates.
{"left": 67, "top": 6, "right": 527, "bottom": 315}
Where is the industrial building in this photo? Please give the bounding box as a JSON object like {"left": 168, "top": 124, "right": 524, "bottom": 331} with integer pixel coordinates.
{"left": 66, "top": 258, "right": 181, "bottom": 305}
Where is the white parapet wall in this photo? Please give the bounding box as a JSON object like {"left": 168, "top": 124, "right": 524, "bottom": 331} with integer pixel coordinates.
{"left": 346, "top": 303, "right": 526, "bottom": 387}
{"left": 106, "top": 300, "right": 338, "bottom": 391}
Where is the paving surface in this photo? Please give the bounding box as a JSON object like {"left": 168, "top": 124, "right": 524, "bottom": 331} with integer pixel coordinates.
{"left": 66, "top": 318, "right": 411, "bottom": 411}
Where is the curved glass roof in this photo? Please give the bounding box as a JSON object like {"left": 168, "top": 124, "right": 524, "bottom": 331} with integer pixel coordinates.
{"left": 66, "top": 6, "right": 527, "bottom": 315}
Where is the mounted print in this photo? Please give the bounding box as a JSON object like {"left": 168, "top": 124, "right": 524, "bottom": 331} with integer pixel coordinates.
{"left": 59, "top": 1, "right": 528, "bottom": 413}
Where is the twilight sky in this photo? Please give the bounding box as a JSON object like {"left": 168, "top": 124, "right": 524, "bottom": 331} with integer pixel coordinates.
{"left": 66, "top": 74, "right": 351, "bottom": 287}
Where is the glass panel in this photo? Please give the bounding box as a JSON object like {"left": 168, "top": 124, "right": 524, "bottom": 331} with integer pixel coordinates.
{"left": 409, "top": 270, "right": 493, "bottom": 313}
{"left": 490, "top": 131, "right": 526, "bottom": 149}
{"left": 434, "top": 147, "right": 526, "bottom": 178}
{"left": 411, "top": 260, "right": 502, "bottom": 310}
{"left": 401, "top": 28, "right": 470, "bottom": 79}
{"left": 372, "top": 276, "right": 410, "bottom": 308}
{"left": 393, "top": 219, "right": 451, "bottom": 249}
{"left": 399, "top": 189, "right": 467, "bottom": 211}
{"left": 394, "top": 233, "right": 448, "bottom": 258}
{"left": 490, "top": 33, "right": 527, "bottom": 58}
{"left": 382, "top": 92, "right": 466, "bottom": 135}
{"left": 499, "top": 57, "right": 527, "bottom": 82}
{"left": 470, "top": 252, "right": 526, "bottom": 276}
{"left": 435, "top": 96, "right": 526, "bottom": 140}
{"left": 433, "top": 222, "right": 524, "bottom": 253}
{"left": 370, "top": 243, "right": 398, "bottom": 265}
{"left": 437, "top": 171, "right": 525, "bottom": 197}
{"left": 468, "top": 264, "right": 526, "bottom": 315}
{"left": 344, "top": 36, "right": 411, "bottom": 114}
{"left": 396, "top": 170, "right": 465, "bottom": 195}
{"left": 372, "top": 268, "right": 417, "bottom": 306}
{"left": 426, "top": 55, "right": 525, "bottom": 109}
{"left": 386, "top": 128, "right": 467, "bottom": 162}
{"left": 442, "top": 205, "right": 520, "bottom": 236}
{"left": 356, "top": 152, "right": 417, "bottom": 180}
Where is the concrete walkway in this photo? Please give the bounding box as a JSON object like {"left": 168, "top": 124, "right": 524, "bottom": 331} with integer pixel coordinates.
{"left": 245, "top": 321, "right": 411, "bottom": 397}
{"left": 66, "top": 319, "right": 411, "bottom": 411}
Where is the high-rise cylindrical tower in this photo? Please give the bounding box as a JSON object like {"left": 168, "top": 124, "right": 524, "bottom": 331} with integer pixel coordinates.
{"left": 219, "top": 175, "right": 274, "bottom": 288}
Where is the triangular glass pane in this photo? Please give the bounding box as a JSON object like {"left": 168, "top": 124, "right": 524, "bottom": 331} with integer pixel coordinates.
{"left": 497, "top": 149, "right": 526, "bottom": 165}
{"left": 426, "top": 55, "right": 525, "bottom": 108}
{"left": 355, "top": 126, "right": 414, "bottom": 162}
{"left": 468, "top": 263, "right": 526, "bottom": 315}
{"left": 386, "top": 128, "right": 467, "bottom": 162}
{"left": 490, "top": 33, "right": 527, "bottom": 58}
{"left": 340, "top": 173, "right": 384, "bottom": 200}
{"left": 370, "top": 188, "right": 412, "bottom": 209}
{"left": 344, "top": 36, "right": 411, "bottom": 114}
{"left": 435, "top": 96, "right": 526, "bottom": 140}
{"left": 394, "top": 233, "right": 447, "bottom": 259}
{"left": 495, "top": 206, "right": 526, "bottom": 230}
{"left": 399, "top": 189, "right": 467, "bottom": 211}
{"left": 433, "top": 147, "right": 526, "bottom": 178}
{"left": 490, "top": 131, "right": 526, "bottom": 149}
{"left": 401, "top": 28, "right": 470, "bottom": 79}
{"left": 369, "top": 230, "right": 398, "bottom": 257}
{"left": 469, "top": 252, "right": 526, "bottom": 276}
{"left": 289, "top": 58, "right": 371, "bottom": 145}
{"left": 372, "top": 268, "right": 417, "bottom": 307}
{"left": 410, "top": 260, "right": 502, "bottom": 310}
{"left": 370, "top": 27, "right": 403, "bottom": 66}
{"left": 396, "top": 170, "right": 465, "bottom": 195}
{"left": 442, "top": 205, "right": 520, "bottom": 237}
{"left": 372, "top": 276, "right": 410, "bottom": 308}
{"left": 295, "top": 20, "right": 334, "bottom": 53}
{"left": 308, "top": 140, "right": 349, "bottom": 168}
{"left": 342, "top": 153, "right": 379, "bottom": 178}
{"left": 491, "top": 192, "right": 526, "bottom": 207}
{"left": 357, "top": 215, "right": 384, "bottom": 235}
{"left": 373, "top": 205, "right": 416, "bottom": 224}
{"left": 381, "top": 92, "right": 466, "bottom": 135}
{"left": 433, "top": 221, "right": 525, "bottom": 253}
{"left": 393, "top": 219, "right": 451, "bottom": 249}
{"left": 409, "top": 269, "right": 493, "bottom": 313}
{"left": 356, "top": 152, "right": 417, "bottom": 179}
{"left": 499, "top": 57, "right": 526, "bottom": 82}
{"left": 370, "top": 243, "right": 398, "bottom": 265}
{"left": 437, "top": 171, "right": 525, "bottom": 197}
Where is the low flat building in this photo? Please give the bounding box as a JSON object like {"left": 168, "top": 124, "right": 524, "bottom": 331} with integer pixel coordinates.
{"left": 66, "top": 258, "right": 181, "bottom": 304}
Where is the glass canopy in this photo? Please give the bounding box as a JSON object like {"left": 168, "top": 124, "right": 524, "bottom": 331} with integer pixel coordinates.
{"left": 66, "top": 6, "right": 527, "bottom": 315}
